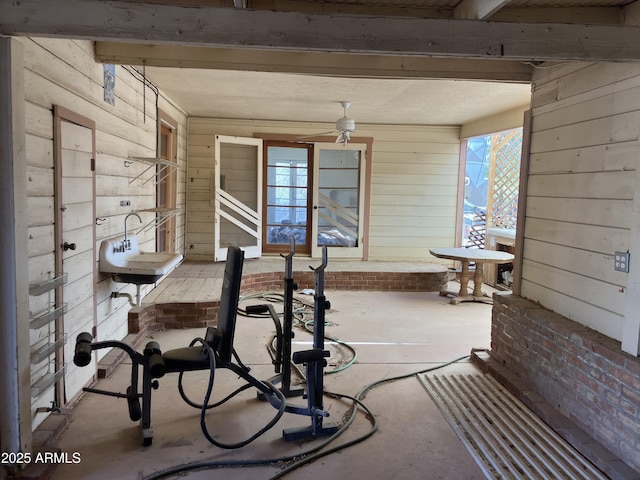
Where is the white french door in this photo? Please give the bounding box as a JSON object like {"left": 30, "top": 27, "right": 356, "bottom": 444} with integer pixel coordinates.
{"left": 311, "top": 143, "right": 367, "bottom": 258}
{"left": 214, "top": 135, "right": 263, "bottom": 261}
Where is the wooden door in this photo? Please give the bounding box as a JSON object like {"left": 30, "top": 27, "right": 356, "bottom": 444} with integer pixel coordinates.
{"left": 54, "top": 106, "right": 96, "bottom": 404}
{"left": 157, "top": 113, "right": 178, "bottom": 253}
{"left": 263, "top": 142, "right": 313, "bottom": 255}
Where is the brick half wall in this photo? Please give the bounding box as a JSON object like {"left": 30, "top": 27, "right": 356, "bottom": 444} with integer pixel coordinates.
{"left": 129, "top": 268, "right": 447, "bottom": 333}
{"left": 491, "top": 292, "right": 640, "bottom": 476}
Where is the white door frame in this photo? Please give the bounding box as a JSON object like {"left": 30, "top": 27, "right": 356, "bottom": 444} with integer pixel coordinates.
{"left": 311, "top": 142, "right": 367, "bottom": 258}
{"left": 53, "top": 105, "right": 97, "bottom": 406}
{"left": 214, "top": 134, "right": 263, "bottom": 261}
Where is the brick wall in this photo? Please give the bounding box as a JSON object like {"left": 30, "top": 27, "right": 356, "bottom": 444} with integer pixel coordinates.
{"left": 129, "top": 268, "right": 447, "bottom": 333}
{"left": 491, "top": 292, "right": 640, "bottom": 474}
{"left": 240, "top": 270, "right": 447, "bottom": 293}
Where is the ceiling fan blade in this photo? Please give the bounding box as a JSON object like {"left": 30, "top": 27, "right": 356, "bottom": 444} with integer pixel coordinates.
{"left": 297, "top": 101, "right": 354, "bottom": 142}
{"left": 296, "top": 130, "right": 339, "bottom": 140}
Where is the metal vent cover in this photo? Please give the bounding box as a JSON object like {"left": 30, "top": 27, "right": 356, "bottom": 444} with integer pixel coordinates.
{"left": 420, "top": 373, "right": 608, "bottom": 480}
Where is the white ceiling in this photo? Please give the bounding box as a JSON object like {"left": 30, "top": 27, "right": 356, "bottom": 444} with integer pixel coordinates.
{"left": 144, "top": 67, "right": 532, "bottom": 126}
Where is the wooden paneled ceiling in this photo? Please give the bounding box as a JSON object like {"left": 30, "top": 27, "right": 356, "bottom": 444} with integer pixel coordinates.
{"left": 1, "top": 0, "right": 639, "bottom": 124}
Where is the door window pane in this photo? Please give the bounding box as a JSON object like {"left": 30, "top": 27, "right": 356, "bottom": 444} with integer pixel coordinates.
{"left": 265, "top": 146, "right": 310, "bottom": 247}
{"left": 316, "top": 149, "right": 361, "bottom": 247}
{"left": 219, "top": 142, "right": 259, "bottom": 249}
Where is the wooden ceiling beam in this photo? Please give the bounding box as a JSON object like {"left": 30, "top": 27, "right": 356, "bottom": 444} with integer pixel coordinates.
{"left": 2, "top": 0, "right": 640, "bottom": 62}
{"left": 248, "top": 0, "right": 451, "bottom": 18}
{"left": 95, "top": 43, "right": 533, "bottom": 82}
{"left": 454, "top": 0, "right": 512, "bottom": 20}
{"left": 495, "top": 7, "right": 622, "bottom": 25}
{"left": 625, "top": 1, "right": 640, "bottom": 25}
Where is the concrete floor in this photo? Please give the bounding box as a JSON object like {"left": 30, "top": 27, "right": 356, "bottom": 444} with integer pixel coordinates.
{"left": 50, "top": 286, "right": 494, "bottom": 480}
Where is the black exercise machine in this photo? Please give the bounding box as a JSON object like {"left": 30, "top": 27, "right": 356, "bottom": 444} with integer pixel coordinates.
{"left": 248, "top": 239, "right": 304, "bottom": 400}
{"left": 73, "top": 245, "right": 337, "bottom": 447}
{"left": 248, "top": 240, "right": 338, "bottom": 440}
{"left": 283, "top": 245, "right": 338, "bottom": 441}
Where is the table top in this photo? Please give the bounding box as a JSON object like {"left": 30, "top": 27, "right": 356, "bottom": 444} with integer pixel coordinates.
{"left": 429, "top": 247, "right": 514, "bottom": 263}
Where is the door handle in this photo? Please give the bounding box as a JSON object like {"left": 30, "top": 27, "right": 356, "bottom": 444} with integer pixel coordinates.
{"left": 63, "top": 242, "right": 77, "bottom": 251}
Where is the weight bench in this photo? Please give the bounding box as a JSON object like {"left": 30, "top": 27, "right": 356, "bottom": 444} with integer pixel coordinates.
{"left": 73, "top": 245, "right": 334, "bottom": 447}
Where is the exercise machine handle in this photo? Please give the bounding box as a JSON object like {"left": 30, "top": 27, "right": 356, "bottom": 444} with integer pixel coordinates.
{"left": 73, "top": 332, "right": 94, "bottom": 367}
{"left": 144, "top": 341, "right": 166, "bottom": 379}
{"left": 245, "top": 304, "right": 269, "bottom": 315}
{"left": 292, "top": 348, "right": 329, "bottom": 365}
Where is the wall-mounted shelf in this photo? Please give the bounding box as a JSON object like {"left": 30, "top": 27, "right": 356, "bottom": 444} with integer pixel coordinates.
{"left": 30, "top": 304, "right": 67, "bottom": 330}
{"left": 137, "top": 207, "right": 180, "bottom": 234}
{"left": 126, "top": 156, "right": 178, "bottom": 186}
{"left": 29, "top": 273, "right": 68, "bottom": 399}
{"left": 31, "top": 335, "right": 66, "bottom": 365}
{"left": 31, "top": 366, "right": 66, "bottom": 398}
{"left": 29, "top": 273, "right": 68, "bottom": 297}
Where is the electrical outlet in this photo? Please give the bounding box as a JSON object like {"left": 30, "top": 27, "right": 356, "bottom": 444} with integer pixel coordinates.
{"left": 120, "top": 200, "right": 131, "bottom": 207}
{"left": 614, "top": 251, "right": 630, "bottom": 273}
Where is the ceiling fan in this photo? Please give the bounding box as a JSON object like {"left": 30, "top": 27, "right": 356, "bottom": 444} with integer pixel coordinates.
{"left": 299, "top": 101, "right": 356, "bottom": 144}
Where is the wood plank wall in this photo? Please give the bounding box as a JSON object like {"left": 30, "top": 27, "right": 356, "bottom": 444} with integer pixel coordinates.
{"left": 21, "top": 37, "right": 187, "bottom": 423}
{"left": 187, "top": 118, "right": 460, "bottom": 262}
{"left": 524, "top": 61, "right": 640, "bottom": 341}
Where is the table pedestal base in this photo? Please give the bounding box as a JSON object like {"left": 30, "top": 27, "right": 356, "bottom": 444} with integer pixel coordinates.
{"left": 439, "top": 290, "right": 493, "bottom": 305}
{"left": 438, "top": 260, "right": 493, "bottom": 305}
{"left": 429, "top": 248, "right": 514, "bottom": 306}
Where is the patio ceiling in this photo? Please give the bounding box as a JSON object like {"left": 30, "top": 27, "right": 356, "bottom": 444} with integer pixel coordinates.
{"left": 140, "top": 67, "right": 533, "bottom": 125}
{"left": 2, "top": 0, "right": 639, "bottom": 125}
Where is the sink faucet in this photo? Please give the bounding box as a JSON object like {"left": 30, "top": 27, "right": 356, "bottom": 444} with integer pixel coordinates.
{"left": 124, "top": 213, "right": 142, "bottom": 250}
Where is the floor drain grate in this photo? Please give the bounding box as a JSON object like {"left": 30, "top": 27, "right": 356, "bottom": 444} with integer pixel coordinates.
{"left": 419, "top": 373, "right": 607, "bottom": 480}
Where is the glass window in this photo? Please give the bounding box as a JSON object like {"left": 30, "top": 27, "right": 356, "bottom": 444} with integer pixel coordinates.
{"left": 265, "top": 146, "right": 311, "bottom": 248}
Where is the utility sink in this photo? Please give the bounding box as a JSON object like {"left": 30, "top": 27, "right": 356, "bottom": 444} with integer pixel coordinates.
{"left": 99, "top": 235, "right": 183, "bottom": 285}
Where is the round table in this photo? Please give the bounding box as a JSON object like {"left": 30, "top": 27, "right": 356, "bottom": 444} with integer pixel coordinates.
{"left": 429, "top": 247, "right": 515, "bottom": 304}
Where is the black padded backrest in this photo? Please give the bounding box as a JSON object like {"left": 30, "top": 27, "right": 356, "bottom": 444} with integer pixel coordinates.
{"left": 216, "top": 246, "right": 245, "bottom": 363}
